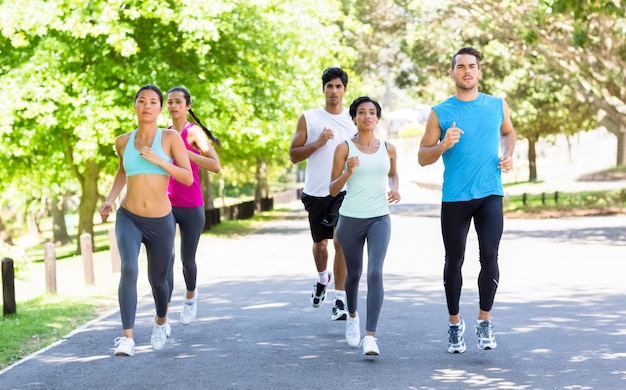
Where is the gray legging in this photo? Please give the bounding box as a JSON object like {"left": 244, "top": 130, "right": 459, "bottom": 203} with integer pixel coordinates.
{"left": 167, "top": 206, "right": 205, "bottom": 300}
{"left": 116, "top": 207, "right": 175, "bottom": 330}
{"left": 335, "top": 214, "right": 391, "bottom": 333}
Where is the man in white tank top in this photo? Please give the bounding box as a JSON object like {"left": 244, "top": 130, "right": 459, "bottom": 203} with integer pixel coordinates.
{"left": 289, "top": 67, "right": 357, "bottom": 321}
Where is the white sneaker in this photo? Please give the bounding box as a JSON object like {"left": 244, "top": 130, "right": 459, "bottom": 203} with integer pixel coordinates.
{"left": 114, "top": 337, "right": 135, "bottom": 356}
{"left": 165, "top": 321, "right": 171, "bottom": 338}
{"left": 181, "top": 291, "right": 198, "bottom": 325}
{"left": 151, "top": 322, "right": 168, "bottom": 350}
{"left": 476, "top": 320, "right": 497, "bottom": 350}
{"left": 345, "top": 314, "right": 360, "bottom": 347}
{"left": 361, "top": 335, "right": 380, "bottom": 356}
{"left": 448, "top": 319, "right": 466, "bottom": 354}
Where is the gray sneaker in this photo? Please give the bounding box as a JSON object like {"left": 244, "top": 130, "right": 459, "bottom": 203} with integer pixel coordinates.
{"left": 447, "top": 319, "right": 466, "bottom": 354}
{"left": 476, "top": 320, "right": 497, "bottom": 350}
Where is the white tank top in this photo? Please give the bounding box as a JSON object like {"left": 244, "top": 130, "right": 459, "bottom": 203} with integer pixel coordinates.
{"left": 302, "top": 107, "right": 356, "bottom": 196}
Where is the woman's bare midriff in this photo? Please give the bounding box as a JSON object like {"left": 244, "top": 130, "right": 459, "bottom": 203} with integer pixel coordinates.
{"left": 122, "top": 174, "right": 172, "bottom": 217}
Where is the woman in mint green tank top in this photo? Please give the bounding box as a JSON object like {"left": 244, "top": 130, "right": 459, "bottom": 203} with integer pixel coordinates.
{"left": 330, "top": 96, "right": 400, "bottom": 356}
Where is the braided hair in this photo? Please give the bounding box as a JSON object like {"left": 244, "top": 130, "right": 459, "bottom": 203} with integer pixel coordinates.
{"left": 167, "top": 86, "right": 221, "bottom": 147}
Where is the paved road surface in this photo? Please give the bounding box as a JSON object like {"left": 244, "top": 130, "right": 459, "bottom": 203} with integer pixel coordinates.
{"left": 1, "top": 182, "right": 625, "bottom": 389}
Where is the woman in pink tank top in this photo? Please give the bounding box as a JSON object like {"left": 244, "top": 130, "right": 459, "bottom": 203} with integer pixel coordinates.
{"left": 165, "top": 86, "right": 221, "bottom": 325}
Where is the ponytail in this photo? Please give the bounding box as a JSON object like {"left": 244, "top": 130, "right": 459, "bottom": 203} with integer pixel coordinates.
{"left": 188, "top": 108, "right": 221, "bottom": 147}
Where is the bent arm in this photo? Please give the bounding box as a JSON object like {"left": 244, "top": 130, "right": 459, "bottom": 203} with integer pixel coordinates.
{"left": 329, "top": 142, "right": 350, "bottom": 197}
{"left": 188, "top": 125, "right": 221, "bottom": 173}
{"left": 289, "top": 115, "right": 317, "bottom": 163}
{"left": 163, "top": 130, "right": 194, "bottom": 186}
{"left": 386, "top": 143, "right": 400, "bottom": 203}
{"left": 500, "top": 100, "right": 516, "bottom": 158}
{"left": 417, "top": 110, "right": 445, "bottom": 166}
{"left": 100, "top": 136, "right": 128, "bottom": 222}
{"left": 387, "top": 143, "right": 399, "bottom": 191}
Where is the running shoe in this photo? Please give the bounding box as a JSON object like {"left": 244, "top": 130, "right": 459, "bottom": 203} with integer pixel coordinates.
{"left": 151, "top": 322, "right": 168, "bottom": 351}
{"left": 448, "top": 319, "right": 466, "bottom": 354}
{"left": 476, "top": 320, "right": 497, "bottom": 350}
{"left": 311, "top": 272, "right": 332, "bottom": 308}
{"left": 114, "top": 337, "right": 135, "bottom": 357}
{"left": 181, "top": 291, "right": 198, "bottom": 325}
{"left": 345, "top": 313, "right": 360, "bottom": 347}
{"left": 331, "top": 299, "right": 347, "bottom": 321}
{"left": 360, "top": 335, "right": 380, "bottom": 356}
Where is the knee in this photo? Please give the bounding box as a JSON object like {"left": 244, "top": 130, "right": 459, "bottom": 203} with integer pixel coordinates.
{"left": 120, "top": 263, "right": 138, "bottom": 279}
{"left": 313, "top": 240, "right": 328, "bottom": 253}
{"left": 368, "top": 269, "right": 383, "bottom": 284}
{"left": 444, "top": 257, "right": 464, "bottom": 271}
{"left": 479, "top": 252, "right": 499, "bottom": 268}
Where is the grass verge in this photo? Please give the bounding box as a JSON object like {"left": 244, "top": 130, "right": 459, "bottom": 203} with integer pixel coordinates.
{"left": 504, "top": 188, "right": 626, "bottom": 217}
{"left": 0, "top": 296, "right": 106, "bottom": 369}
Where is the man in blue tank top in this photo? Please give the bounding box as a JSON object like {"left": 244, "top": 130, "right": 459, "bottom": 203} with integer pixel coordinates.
{"left": 418, "top": 47, "right": 516, "bottom": 354}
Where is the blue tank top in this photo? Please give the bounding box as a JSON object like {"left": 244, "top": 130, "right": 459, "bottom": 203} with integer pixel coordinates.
{"left": 123, "top": 128, "right": 171, "bottom": 177}
{"left": 433, "top": 93, "right": 504, "bottom": 202}
{"left": 339, "top": 140, "right": 390, "bottom": 218}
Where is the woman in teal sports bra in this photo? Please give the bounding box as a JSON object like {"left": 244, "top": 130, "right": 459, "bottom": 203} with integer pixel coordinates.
{"left": 99, "top": 84, "right": 193, "bottom": 357}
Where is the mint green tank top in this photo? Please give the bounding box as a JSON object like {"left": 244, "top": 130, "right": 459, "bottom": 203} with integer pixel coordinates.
{"left": 339, "top": 140, "right": 390, "bottom": 218}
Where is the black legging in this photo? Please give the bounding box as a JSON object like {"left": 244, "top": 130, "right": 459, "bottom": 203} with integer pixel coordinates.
{"left": 441, "top": 195, "right": 503, "bottom": 315}
{"left": 167, "top": 206, "right": 205, "bottom": 300}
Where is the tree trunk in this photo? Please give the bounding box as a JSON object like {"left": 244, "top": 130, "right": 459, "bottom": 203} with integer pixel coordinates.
{"left": 51, "top": 195, "right": 72, "bottom": 245}
{"left": 27, "top": 212, "right": 39, "bottom": 240}
{"left": 76, "top": 160, "right": 99, "bottom": 254}
{"left": 528, "top": 138, "right": 537, "bottom": 182}
{"left": 200, "top": 169, "right": 215, "bottom": 209}
{"left": 254, "top": 157, "right": 268, "bottom": 211}
{"left": 617, "top": 125, "right": 626, "bottom": 167}
{"left": 599, "top": 114, "right": 626, "bottom": 167}
{"left": 0, "top": 215, "right": 13, "bottom": 245}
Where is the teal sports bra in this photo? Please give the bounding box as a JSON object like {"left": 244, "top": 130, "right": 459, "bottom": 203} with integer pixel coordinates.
{"left": 123, "top": 128, "right": 172, "bottom": 177}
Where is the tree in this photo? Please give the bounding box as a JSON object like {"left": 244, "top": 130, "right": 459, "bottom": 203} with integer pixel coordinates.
{"left": 0, "top": 0, "right": 355, "bottom": 249}
{"left": 394, "top": 0, "right": 613, "bottom": 181}
{"left": 337, "top": 0, "right": 415, "bottom": 111}
{"left": 460, "top": 0, "right": 626, "bottom": 166}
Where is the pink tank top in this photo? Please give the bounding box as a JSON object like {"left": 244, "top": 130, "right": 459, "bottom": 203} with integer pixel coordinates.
{"left": 167, "top": 123, "right": 204, "bottom": 207}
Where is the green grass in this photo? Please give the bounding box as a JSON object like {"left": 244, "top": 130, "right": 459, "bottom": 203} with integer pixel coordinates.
{"left": 0, "top": 208, "right": 285, "bottom": 371}
{"left": 0, "top": 296, "right": 102, "bottom": 369}
{"left": 504, "top": 189, "right": 626, "bottom": 214}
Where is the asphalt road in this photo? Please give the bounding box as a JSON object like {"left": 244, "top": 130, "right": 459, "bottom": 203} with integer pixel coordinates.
{"left": 1, "top": 183, "right": 625, "bottom": 389}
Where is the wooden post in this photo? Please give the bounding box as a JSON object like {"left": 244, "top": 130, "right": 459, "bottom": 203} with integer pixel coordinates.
{"left": 108, "top": 227, "right": 120, "bottom": 273}
{"left": 2, "top": 257, "right": 16, "bottom": 316}
{"left": 80, "top": 233, "right": 95, "bottom": 285}
{"left": 44, "top": 243, "right": 57, "bottom": 294}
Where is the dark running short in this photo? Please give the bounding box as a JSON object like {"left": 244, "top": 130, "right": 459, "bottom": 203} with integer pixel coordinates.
{"left": 301, "top": 191, "right": 346, "bottom": 243}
